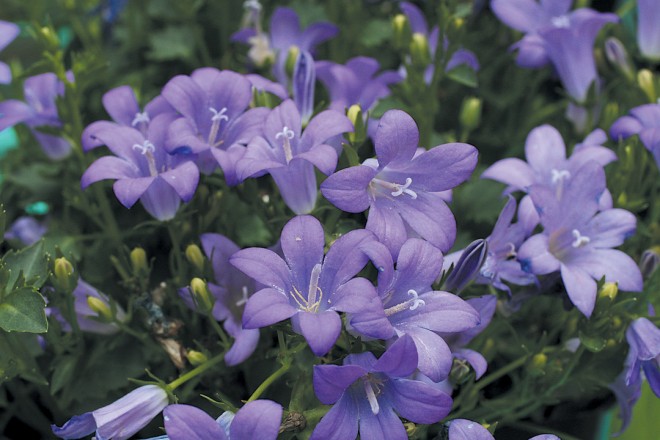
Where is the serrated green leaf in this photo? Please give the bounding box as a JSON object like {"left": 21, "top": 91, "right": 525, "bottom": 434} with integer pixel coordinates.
{"left": 2, "top": 240, "right": 48, "bottom": 291}
{"left": 446, "top": 64, "right": 478, "bottom": 88}
{"left": 0, "top": 288, "right": 48, "bottom": 333}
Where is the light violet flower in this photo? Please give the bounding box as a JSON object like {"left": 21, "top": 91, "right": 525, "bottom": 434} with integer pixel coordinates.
{"left": 3, "top": 216, "right": 47, "bottom": 245}
{"left": 52, "top": 384, "right": 169, "bottom": 440}
{"left": 610, "top": 103, "right": 660, "bottom": 170}
{"left": 293, "top": 50, "right": 316, "bottom": 124}
{"left": 637, "top": 0, "right": 660, "bottom": 61}
{"left": 321, "top": 109, "right": 477, "bottom": 258}
{"left": 311, "top": 335, "right": 452, "bottom": 440}
{"left": 81, "top": 114, "right": 200, "bottom": 221}
{"left": 0, "top": 20, "right": 19, "bottom": 84}
{"left": 0, "top": 72, "right": 72, "bottom": 159}
{"left": 230, "top": 215, "right": 380, "bottom": 356}
{"left": 517, "top": 163, "right": 643, "bottom": 317}
{"left": 624, "top": 317, "right": 660, "bottom": 397}
{"left": 448, "top": 419, "right": 559, "bottom": 440}
{"left": 238, "top": 100, "right": 353, "bottom": 215}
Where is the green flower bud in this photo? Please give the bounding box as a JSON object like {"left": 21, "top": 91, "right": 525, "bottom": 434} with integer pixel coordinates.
{"left": 599, "top": 282, "right": 618, "bottom": 300}
{"left": 449, "top": 358, "right": 471, "bottom": 384}
{"left": 346, "top": 104, "right": 365, "bottom": 144}
{"left": 392, "top": 14, "right": 410, "bottom": 49}
{"left": 186, "top": 349, "right": 208, "bottom": 366}
{"left": 459, "top": 97, "right": 482, "bottom": 132}
{"left": 185, "top": 244, "right": 205, "bottom": 272}
{"left": 53, "top": 257, "right": 75, "bottom": 291}
{"left": 190, "top": 278, "right": 214, "bottom": 313}
{"left": 87, "top": 296, "right": 113, "bottom": 322}
{"left": 638, "top": 69, "right": 657, "bottom": 102}
{"left": 410, "top": 33, "right": 431, "bottom": 68}
{"left": 130, "top": 247, "right": 148, "bottom": 274}
{"left": 285, "top": 46, "right": 301, "bottom": 78}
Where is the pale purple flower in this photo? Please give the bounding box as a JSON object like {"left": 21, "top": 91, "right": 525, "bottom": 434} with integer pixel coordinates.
{"left": 443, "top": 239, "right": 488, "bottom": 293}
{"left": 0, "top": 72, "right": 72, "bottom": 159}
{"left": 161, "top": 68, "right": 268, "bottom": 182}
{"left": 230, "top": 215, "right": 380, "bottom": 356}
{"left": 609, "top": 369, "right": 642, "bottom": 434}
{"left": 321, "top": 109, "right": 477, "bottom": 258}
{"left": 610, "top": 103, "right": 660, "bottom": 169}
{"left": 311, "top": 335, "right": 452, "bottom": 440}
{"left": 637, "top": 0, "right": 660, "bottom": 61}
{"left": 293, "top": 50, "right": 316, "bottom": 124}
{"left": 163, "top": 400, "right": 282, "bottom": 440}
{"left": 3, "top": 216, "right": 46, "bottom": 245}
{"left": 624, "top": 317, "right": 660, "bottom": 397}
{"left": 350, "top": 238, "right": 480, "bottom": 382}
{"left": 81, "top": 114, "right": 200, "bottom": 221}
{"left": 517, "top": 163, "right": 643, "bottom": 317}
{"left": 448, "top": 419, "right": 494, "bottom": 440}
{"left": 238, "top": 100, "right": 352, "bottom": 215}
{"left": 52, "top": 384, "right": 169, "bottom": 440}
{"left": 82, "top": 85, "right": 174, "bottom": 151}
{"left": 179, "top": 233, "right": 259, "bottom": 366}
{"left": 0, "top": 21, "right": 20, "bottom": 84}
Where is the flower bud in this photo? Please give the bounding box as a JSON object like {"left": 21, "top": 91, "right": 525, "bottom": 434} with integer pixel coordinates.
{"left": 186, "top": 349, "right": 208, "bottom": 366}
{"left": 638, "top": 69, "right": 657, "bottom": 103}
{"left": 449, "top": 358, "right": 471, "bottom": 384}
{"left": 599, "top": 282, "right": 618, "bottom": 300}
{"left": 640, "top": 248, "right": 660, "bottom": 279}
{"left": 185, "top": 244, "right": 205, "bottom": 272}
{"left": 392, "top": 14, "right": 410, "bottom": 48}
{"left": 190, "top": 278, "right": 214, "bottom": 313}
{"left": 444, "top": 239, "right": 488, "bottom": 293}
{"left": 87, "top": 296, "right": 113, "bottom": 322}
{"left": 285, "top": 45, "right": 301, "bottom": 78}
{"left": 529, "top": 353, "right": 547, "bottom": 376}
{"left": 404, "top": 422, "right": 417, "bottom": 436}
{"left": 346, "top": 104, "right": 365, "bottom": 144}
{"left": 293, "top": 50, "right": 316, "bottom": 125}
{"left": 604, "top": 37, "right": 634, "bottom": 81}
{"left": 459, "top": 97, "right": 482, "bottom": 132}
{"left": 130, "top": 247, "right": 148, "bottom": 274}
{"left": 410, "top": 33, "right": 431, "bottom": 68}
{"left": 53, "top": 257, "right": 75, "bottom": 291}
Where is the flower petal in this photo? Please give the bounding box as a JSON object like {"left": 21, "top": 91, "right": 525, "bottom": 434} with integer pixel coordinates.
{"left": 481, "top": 158, "right": 535, "bottom": 191}
{"left": 102, "top": 85, "right": 140, "bottom": 127}
{"left": 560, "top": 264, "right": 597, "bottom": 317}
{"left": 310, "top": 394, "right": 359, "bottom": 440}
{"left": 81, "top": 156, "right": 139, "bottom": 188}
{"left": 321, "top": 165, "right": 377, "bottom": 213}
{"left": 313, "top": 364, "right": 366, "bottom": 404}
{"left": 230, "top": 400, "right": 282, "bottom": 440}
{"left": 374, "top": 110, "right": 419, "bottom": 167}
{"left": 294, "top": 310, "right": 342, "bottom": 356}
{"left": 163, "top": 404, "right": 227, "bottom": 440}
{"left": 230, "top": 248, "right": 291, "bottom": 290}
{"left": 242, "top": 288, "right": 297, "bottom": 329}
{"left": 389, "top": 377, "right": 452, "bottom": 423}
{"left": 112, "top": 176, "right": 155, "bottom": 208}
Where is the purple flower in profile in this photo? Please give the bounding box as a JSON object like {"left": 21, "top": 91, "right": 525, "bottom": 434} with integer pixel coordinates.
{"left": 3, "top": 216, "right": 46, "bottom": 245}
{"left": 610, "top": 103, "right": 660, "bottom": 169}
{"left": 321, "top": 109, "right": 477, "bottom": 258}
{"left": 351, "top": 238, "right": 480, "bottom": 382}
{"left": 179, "top": 233, "right": 259, "bottom": 366}
{"left": 448, "top": 419, "right": 494, "bottom": 440}
{"left": 82, "top": 85, "right": 174, "bottom": 151}
{"left": 161, "top": 68, "right": 268, "bottom": 182}
{"left": 0, "top": 20, "right": 19, "bottom": 84}
{"left": 0, "top": 72, "right": 72, "bottom": 159}
{"left": 293, "top": 50, "right": 316, "bottom": 124}
{"left": 52, "top": 384, "right": 169, "bottom": 440}
{"left": 81, "top": 114, "right": 200, "bottom": 221}
{"left": 624, "top": 317, "right": 660, "bottom": 397}
{"left": 311, "top": 335, "right": 452, "bottom": 440}
{"left": 638, "top": 0, "right": 660, "bottom": 61}
{"left": 230, "top": 215, "right": 380, "bottom": 356}
{"left": 238, "top": 100, "right": 353, "bottom": 215}
{"left": 517, "top": 163, "right": 643, "bottom": 317}
{"left": 162, "top": 400, "right": 282, "bottom": 440}
{"left": 316, "top": 57, "right": 402, "bottom": 113}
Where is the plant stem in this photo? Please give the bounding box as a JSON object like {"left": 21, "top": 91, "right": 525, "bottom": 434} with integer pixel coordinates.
{"left": 167, "top": 352, "right": 225, "bottom": 391}
{"left": 247, "top": 362, "right": 291, "bottom": 403}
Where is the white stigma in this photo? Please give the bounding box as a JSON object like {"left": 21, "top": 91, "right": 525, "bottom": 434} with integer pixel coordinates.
{"left": 289, "top": 263, "right": 324, "bottom": 313}
{"left": 571, "top": 229, "right": 590, "bottom": 248}
{"left": 210, "top": 107, "right": 229, "bottom": 122}
{"left": 391, "top": 177, "right": 417, "bottom": 199}
{"left": 132, "top": 140, "right": 155, "bottom": 155}
{"left": 551, "top": 15, "right": 570, "bottom": 28}
{"left": 407, "top": 289, "right": 426, "bottom": 310}
{"left": 384, "top": 289, "right": 426, "bottom": 316}
{"left": 236, "top": 286, "right": 249, "bottom": 307}
{"left": 131, "top": 111, "right": 150, "bottom": 127}
{"left": 208, "top": 107, "right": 229, "bottom": 146}
{"left": 307, "top": 263, "right": 322, "bottom": 307}
{"left": 363, "top": 381, "right": 380, "bottom": 415}
{"left": 276, "top": 126, "right": 295, "bottom": 163}
{"left": 551, "top": 169, "right": 571, "bottom": 184}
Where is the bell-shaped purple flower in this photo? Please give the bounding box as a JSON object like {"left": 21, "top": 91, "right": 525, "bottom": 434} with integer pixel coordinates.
{"left": 161, "top": 68, "right": 268, "bottom": 182}
{"left": 3, "top": 216, "right": 47, "bottom": 245}
{"left": 610, "top": 103, "right": 660, "bottom": 170}
{"left": 238, "top": 100, "right": 353, "bottom": 215}
{"left": 351, "top": 238, "right": 480, "bottom": 382}
{"left": 638, "top": 0, "right": 660, "bottom": 61}
{"left": 517, "top": 163, "right": 643, "bottom": 317}
{"left": 443, "top": 239, "right": 488, "bottom": 293}
{"left": 81, "top": 114, "right": 200, "bottom": 221}
{"left": 230, "top": 215, "right": 380, "bottom": 356}
{"left": 311, "top": 335, "right": 452, "bottom": 440}
{"left": 0, "top": 20, "right": 19, "bottom": 84}
{"left": 624, "top": 317, "right": 660, "bottom": 397}
{"left": 293, "top": 50, "right": 316, "bottom": 124}
{"left": 321, "top": 109, "right": 477, "bottom": 258}
{"left": 52, "top": 384, "right": 169, "bottom": 440}
{"left": 0, "top": 72, "right": 72, "bottom": 159}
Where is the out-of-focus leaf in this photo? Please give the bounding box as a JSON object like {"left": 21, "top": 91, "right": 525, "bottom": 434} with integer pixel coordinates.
{"left": 446, "top": 64, "right": 478, "bottom": 88}
{"left": 0, "top": 287, "right": 48, "bottom": 333}
{"left": 148, "top": 27, "right": 195, "bottom": 62}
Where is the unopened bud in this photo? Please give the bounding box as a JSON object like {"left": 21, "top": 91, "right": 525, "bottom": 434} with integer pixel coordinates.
{"left": 130, "top": 247, "right": 148, "bottom": 274}
{"left": 285, "top": 46, "right": 301, "bottom": 78}
{"left": 605, "top": 37, "right": 634, "bottom": 81}
{"left": 293, "top": 50, "right": 316, "bottom": 125}
{"left": 186, "top": 349, "right": 208, "bottom": 366}
{"left": 444, "top": 239, "right": 488, "bottom": 293}
{"left": 532, "top": 353, "right": 547, "bottom": 368}
{"left": 449, "top": 358, "right": 472, "bottom": 384}
{"left": 606, "top": 338, "right": 617, "bottom": 348}
{"left": 346, "top": 104, "right": 365, "bottom": 143}
{"left": 612, "top": 316, "right": 623, "bottom": 329}
{"left": 599, "top": 282, "right": 618, "bottom": 300}
{"left": 404, "top": 422, "right": 417, "bottom": 436}
{"left": 190, "top": 278, "right": 214, "bottom": 313}
{"left": 185, "top": 244, "right": 205, "bottom": 272}
{"left": 392, "top": 14, "right": 410, "bottom": 48}
{"left": 638, "top": 69, "right": 657, "bottom": 103}
{"left": 459, "top": 97, "right": 482, "bottom": 132}
{"left": 87, "top": 296, "right": 113, "bottom": 321}
{"left": 39, "top": 26, "right": 60, "bottom": 50}
{"left": 640, "top": 248, "right": 660, "bottom": 279}
{"left": 54, "top": 257, "right": 75, "bottom": 291}
{"left": 281, "top": 412, "right": 306, "bottom": 433}
{"left": 410, "top": 33, "right": 431, "bottom": 68}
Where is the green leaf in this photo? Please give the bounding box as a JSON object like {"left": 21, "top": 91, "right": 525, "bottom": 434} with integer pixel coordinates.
{"left": 446, "top": 64, "right": 478, "bottom": 88}
{"left": 0, "top": 288, "right": 48, "bottom": 333}
{"left": 578, "top": 331, "right": 607, "bottom": 353}
{"left": 2, "top": 240, "right": 48, "bottom": 292}
{"left": 360, "top": 19, "right": 392, "bottom": 47}
{"left": 148, "top": 27, "right": 195, "bottom": 62}
{"left": 50, "top": 356, "right": 78, "bottom": 395}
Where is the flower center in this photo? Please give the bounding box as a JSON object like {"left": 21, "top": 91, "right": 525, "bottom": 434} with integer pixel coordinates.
{"left": 275, "top": 126, "right": 295, "bottom": 163}
{"left": 551, "top": 169, "right": 570, "bottom": 184}
{"left": 133, "top": 140, "right": 158, "bottom": 176}
{"left": 384, "top": 289, "right": 426, "bottom": 316}
{"left": 289, "top": 263, "right": 323, "bottom": 313}
{"left": 571, "top": 229, "right": 590, "bottom": 248}
{"left": 208, "top": 107, "right": 229, "bottom": 147}
{"left": 370, "top": 177, "right": 418, "bottom": 200}
{"left": 132, "top": 111, "right": 150, "bottom": 127}
{"left": 551, "top": 15, "right": 570, "bottom": 28}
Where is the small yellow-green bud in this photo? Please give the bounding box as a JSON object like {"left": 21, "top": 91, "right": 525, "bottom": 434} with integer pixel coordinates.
{"left": 532, "top": 353, "right": 547, "bottom": 369}
{"left": 599, "top": 282, "right": 618, "bottom": 300}
{"left": 392, "top": 14, "right": 410, "bottom": 48}
{"left": 185, "top": 244, "right": 205, "bottom": 272}
{"left": 87, "top": 296, "right": 113, "bottom": 321}
{"left": 410, "top": 33, "right": 431, "bottom": 68}
{"left": 186, "top": 349, "right": 208, "bottom": 366}
{"left": 39, "top": 26, "right": 60, "bottom": 50}
{"left": 285, "top": 45, "right": 301, "bottom": 78}
{"left": 346, "top": 104, "right": 365, "bottom": 143}
{"left": 130, "top": 247, "right": 148, "bottom": 274}
{"left": 638, "top": 69, "right": 656, "bottom": 102}
{"left": 606, "top": 339, "right": 617, "bottom": 348}
{"left": 404, "top": 422, "right": 417, "bottom": 436}
{"left": 612, "top": 316, "right": 623, "bottom": 329}
{"left": 453, "top": 17, "right": 465, "bottom": 30}
{"left": 54, "top": 257, "right": 75, "bottom": 291}
{"left": 190, "top": 278, "right": 214, "bottom": 313}
{"left": 459, "top": 97, "right": 482, "bottom": 132}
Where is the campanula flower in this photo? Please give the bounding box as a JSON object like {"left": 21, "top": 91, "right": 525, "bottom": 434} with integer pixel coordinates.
{"left": 0, "top": 20, "right": 19, "bottom": 84}
{"left": 637, "top": 0, "right": 660, "bottom": 61}
{"left": 293, "top": 50, "right": 316, "bottom": 124}
{"left": 624, "top": 317, "right": 660, "bottom": 397}
{"left": 3, "top": 216, "right": 47, "bottom": 245}
{"left": 610, "top": 103, "right": 660, "bottom": 169}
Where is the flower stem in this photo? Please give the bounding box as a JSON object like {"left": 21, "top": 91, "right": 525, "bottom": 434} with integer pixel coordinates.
{"left": 246, "top": 362, "right": 291, "bottom": 403}
{"left": 167, "top": 352, "right": 225, "bottom": 391}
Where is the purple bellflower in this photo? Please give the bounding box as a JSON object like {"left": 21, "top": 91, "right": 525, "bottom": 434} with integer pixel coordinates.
{"left": 637, "top": 0, "right": 660, "bottom": 61}
{"left": 624, "top": 317, "right": 660, "bottom": 397}
{"left": 238, "top": 99, "right": 353, "bottom": 215}
{"left": 516, "top": 162, "right": 643, "bottom": 317}
{"left": 610, "top": 103, "right": 660, "bottom": 170}
{"left": 3, "top": 216, "right": 47, "bottom": 245}
{"left": 350, "top": 238, "right": 481, "bottom": 382}
{"left": 311, "top": 335, "right": 452, "bottom": 440}
{"left": 609, "top": 368, "right": 641, "bottom": 435}
{"left": 293, "top": 50, "right": 316, "bottom": 124}
{"left": 321, "top": 109, "right": 477, "bottom": 258}
{"left": 52, "top": 384, "right": 169, "bottom": 440}
{"left": 230, "top": 215, "right": 380, "bottom": 356}
{"left": 161, "top": 68, "right": 268, "bottom": 182}
{"left": 82, "top": 85, "right": 174, "bottom": 151}
{"left": 448, "top": 420, "right": 559, "bottom": 440}
{"left": 162, "top": 400, "right": 282, "bottom": 440}
{"left": 0, "top": 20, "right": 19, "bottom": 84}
{"left": 442, "top": 239, "right": 489, "bottom": 293}
{"left": 179, "top": 233, "right": 259, "bottom": 366}
{"left": 0, "top": 72, "right": 72, "bottom": 159}
{"left": 81, "top": 114, "right": 200, "bottom": 221}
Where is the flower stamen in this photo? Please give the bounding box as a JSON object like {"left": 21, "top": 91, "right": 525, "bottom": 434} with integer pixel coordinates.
{"left": 571, "top": 229, "right": 590, "bottom": 248}
{"left": 208, "top": 107, "right": 229, "bottom": 146}
{"left": 131, "top": 112, "right": 150, "bottom": 127}
{"left": 275, "top": 126, "right": 295, "bottom": 163}
{"left": 391, "top": 177, "right": 417, "bottom": 199}
{"left": 384, "top": 289, "right": 425, "bottom": 316}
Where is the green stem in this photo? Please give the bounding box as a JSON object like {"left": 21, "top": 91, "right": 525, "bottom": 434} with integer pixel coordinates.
{"left": 167, "top": 221, "right": 185, "bottom": 282}
{"left": 473, "top": 354, "right": 529, "bottom": 391}
{"left": 247, "top": 362, "right": 291, "bottom": 403}
{"left": 167, "top": 352, "right": 225, "bottom": 391}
